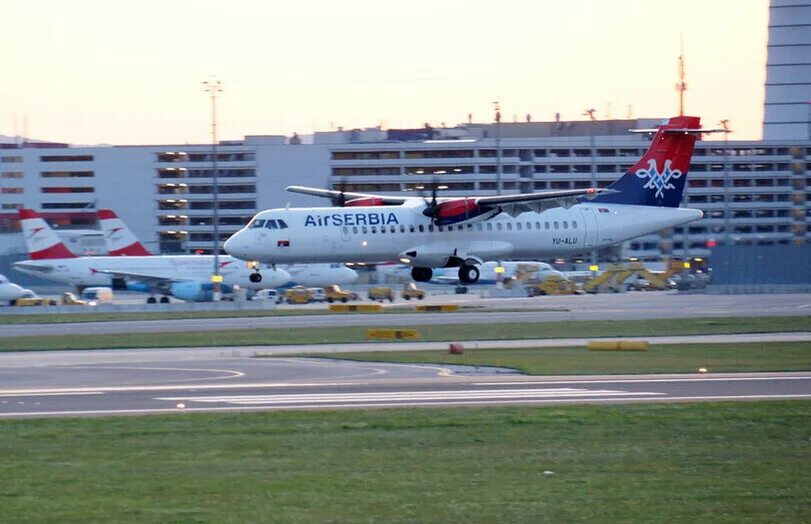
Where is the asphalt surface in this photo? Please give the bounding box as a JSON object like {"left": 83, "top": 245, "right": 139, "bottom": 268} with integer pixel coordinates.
{"left": 2, "top": 292, "right": 810, "bottom": 338}
{"left": 1, "top": 333, "right": 810, "bottom": 418}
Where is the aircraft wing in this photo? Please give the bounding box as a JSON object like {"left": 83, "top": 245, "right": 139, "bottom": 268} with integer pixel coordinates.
{"left": 92, "top": 269, "right": 195, "bottom": 291}
{"left": 474, "top": 188, "right": 617, "bottom": 217}
{"left": 286, "top": 186, "right": 412, "bottom": 205}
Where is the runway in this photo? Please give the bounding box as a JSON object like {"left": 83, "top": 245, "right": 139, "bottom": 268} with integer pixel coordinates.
{"left": 1, "top": 344, "right": 809, "bottom": 418}
{"left": 2, "top": 292, "right": 810, "bottom": 338}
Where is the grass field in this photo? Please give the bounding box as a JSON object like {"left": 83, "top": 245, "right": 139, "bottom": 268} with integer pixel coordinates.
{"left": 303, "top": 341, "right": 811, "bottom": 375}
{"left": 0, "top": 315, "right": 808, "bottom": 352}
{"left": 0, "top": 402, "right": 808, "bottom": 523}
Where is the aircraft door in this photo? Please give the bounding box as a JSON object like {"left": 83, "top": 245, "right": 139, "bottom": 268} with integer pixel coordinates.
{"left": 580, "top": 207, "right": 598, "bottom": 248}
{"left": 340, "top": 225, "right": 350, "bottom": 242}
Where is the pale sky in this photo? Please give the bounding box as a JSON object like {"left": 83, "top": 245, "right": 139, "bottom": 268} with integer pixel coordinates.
{"left": 1, "top": 0, "right": 768, "bottom": 145}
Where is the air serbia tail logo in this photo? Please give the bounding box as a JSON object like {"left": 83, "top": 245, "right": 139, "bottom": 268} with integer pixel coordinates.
{"left": 635, "top": 159, "right": 683, "bottom": 199}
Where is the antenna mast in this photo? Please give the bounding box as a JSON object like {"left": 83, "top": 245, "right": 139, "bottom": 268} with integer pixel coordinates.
{"left": 675, "top": 34, "right": 687, "bottom": 116}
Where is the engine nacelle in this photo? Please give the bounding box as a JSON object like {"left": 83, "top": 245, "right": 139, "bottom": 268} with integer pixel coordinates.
{"left": 170, "top": 282, "right": 234, "bottom": 302}
{"left": 431, "top": 198, "right": 499, "bottom": 226}
{"left": 345, "top": 197, "right": 387, "bottom": 207}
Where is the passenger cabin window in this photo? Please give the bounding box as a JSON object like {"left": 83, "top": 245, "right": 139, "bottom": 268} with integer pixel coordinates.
{"left": 563, "top": 221, "right": 568, "bottom": 229}
{"left": 476, "top": 224, "right": 483, "bottom": 231}
{"left": 545, "top": 222, "right": 550, "bottom": 229}
{"left": 554, "top": 221, "right": 559, "bottom": 229}
{"left": 572, "top": 221, "right": 578, "bottom": 229}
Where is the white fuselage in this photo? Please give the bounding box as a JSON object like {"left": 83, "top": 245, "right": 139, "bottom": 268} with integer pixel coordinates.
{"left": 282, "top": 264, "right": 358, "bottom": 287}
{"left": 0, "top": 274, "right": 31, "bottom": 303}
{"left": 224, "top": 201, "right": 703, "bottom": 266}
{"left": 12, "top": 255, "right": 288, "bottom": 289}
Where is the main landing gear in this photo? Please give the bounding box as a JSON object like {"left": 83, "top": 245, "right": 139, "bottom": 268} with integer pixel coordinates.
{"left": 458, "top": 264, "right": 480, "bottom": 285}
{"left": 146, "top": 296, "right": 171, "bottom": 304}
{"left": 411, "top": 267, "right": 433, "bottom": 282}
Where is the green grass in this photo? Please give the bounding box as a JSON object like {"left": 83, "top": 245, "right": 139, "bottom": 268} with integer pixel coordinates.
{"left": 0, "top": 305, "right": 564, "bottom": 325}
{"left": 305, "top": 342, "right": 811, "bottom": 375}
{"left": 0, "top": 403, "right": 808, "bottom": 523}
{"left": 0, "top": 316, "right": 808, "bottom": 352}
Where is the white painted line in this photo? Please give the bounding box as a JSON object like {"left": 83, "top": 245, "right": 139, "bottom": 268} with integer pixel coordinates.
{"left": 4, "top": 394, "right": 811, "bottom": 418}
{"left": 0, "top": 391, "right": 103, "bottom": 398}
{"left": 156, "top": 388, "right": 665, "bottom": 405}
{"left": 474, "top": 375, "right": 811, "bottom": 386}
{"left": 0, "top": 382, "right": 365, "bottom": 396}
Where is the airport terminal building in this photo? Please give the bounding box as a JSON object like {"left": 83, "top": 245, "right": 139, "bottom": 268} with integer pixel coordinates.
{"left": 1, "top": 120, "right": 809, "bottom": 268}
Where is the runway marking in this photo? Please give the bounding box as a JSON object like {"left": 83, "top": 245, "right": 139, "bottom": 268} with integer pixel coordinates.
{"left": 4, "top": 394, "right": 811, "bottom": 418}
{"left": 0, "top": 382, "right": 365, "bottom": 396}
{"left": 155, "top": 387, "right": 665, "bottom": 406}
{"left": 0, "top": 391, "right": 103, "bottom": 398}
{"left": 474, "top": 375, "right": 811, "bottom": 386}
{"left": 61, "top": 365, "right": 246, "bottom": 383}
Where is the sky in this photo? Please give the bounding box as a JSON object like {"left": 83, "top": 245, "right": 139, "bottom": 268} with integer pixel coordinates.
{"left": 1, "top": 0, "right": 769, "bottom": 145}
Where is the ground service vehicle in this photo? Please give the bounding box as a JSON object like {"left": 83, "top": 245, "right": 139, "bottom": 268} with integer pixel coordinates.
{"left": 308, "top": 287, "right": 327, "bottom": 302}
{"left": 401, "top": 282, "right": 426, "bottom": 300}
{"left": 324, "top": 284, "right": 358, "bottom": 303}
{"left": 61, "top": 292, "right": 89, "bottom": 306}
{"left": 81, "top": 287, "right": 114, "bottom": 303}
{"left": 14, "top": 296, "right": 56, "bottom": 307}
{"left": 368, "top": 287, "right": 395, "bottom": 302}
{"left": 283, "top": 286, "right": 313, "bottom": 304}
{"left": 252, "top": 289, "right": 281, "bottom": 303}
{"left": 527, "top": 275, "right": 581, "bottom": 296}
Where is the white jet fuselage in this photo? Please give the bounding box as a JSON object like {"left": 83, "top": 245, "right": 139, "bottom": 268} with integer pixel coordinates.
{"left": 225, "top": 201, "right": 703, "bottom": 266}
{"left": 13, "top": 255, "right": 287, "bottom": 289}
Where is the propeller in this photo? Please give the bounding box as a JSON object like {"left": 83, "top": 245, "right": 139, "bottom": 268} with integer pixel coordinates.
{"left": 420, "top": 180, "right": 440, "bottom": 225}
{"left": 330, "top": 178, "right": 348, "bottom": 207}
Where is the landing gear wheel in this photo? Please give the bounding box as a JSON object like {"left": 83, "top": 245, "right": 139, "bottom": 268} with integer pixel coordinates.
{"left": 249, "top": 272, "right": 262, "bottom": 283}
{"left": 146, "top": 296, "right": 157, "bottom": 304}
{"left": 411, "top": 267, "right": 433, "bottom": 282}
{"left": 160, "top": 296, "right": 170, "bottom": 304}
{"left": 458, "top": 265, "right": 480, "bottom": 284}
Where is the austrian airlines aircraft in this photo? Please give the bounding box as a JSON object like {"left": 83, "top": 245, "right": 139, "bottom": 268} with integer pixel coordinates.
{"left": 224, "top": 116, "right": 706, "bottom": 284}
{"left": 96, "top": 209, "right": 359, "bottom": 288}
{"left": 0, "top": 274, "right": 33, "bottom": 304}
{"left": 12, "top": 210, "right": 290, "bottom": 302}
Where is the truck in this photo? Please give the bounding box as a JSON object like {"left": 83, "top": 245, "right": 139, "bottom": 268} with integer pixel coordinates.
{"left": 283, "top": 286, "right": 314, "bottom": 304}
{"left": 324, "top": 284, "right": 358, "bottom": 303}
{"left": 401, "top": 282, "right": 426, "bottom": 300}
{"left": 368, "top": 286, "right": 395, "bottom": 302}
{"left": 527, "top": 275, "right": 581, "bottom": 296}
{"left": 61, "top": 292, "right": 90, "bottom": 306}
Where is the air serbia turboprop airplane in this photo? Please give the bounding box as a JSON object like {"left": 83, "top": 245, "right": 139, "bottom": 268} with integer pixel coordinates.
{"left": 96, "top": 209, "right": 358, "bottom": 288}
{"left": 224, "top": 116, "right": 707, "bottom": 284}
{"left": 12, "top": 209, "right": 290, "bottom": 302}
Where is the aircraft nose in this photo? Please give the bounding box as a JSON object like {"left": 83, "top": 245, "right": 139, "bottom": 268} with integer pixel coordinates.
{"left": 223, "top": 232, "right": 248, "bottom": 259}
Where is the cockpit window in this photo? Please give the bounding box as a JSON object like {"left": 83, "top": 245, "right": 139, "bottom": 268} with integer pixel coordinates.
{"left": 278, "top": 219, "right": 288, "bottom": 229}
{"left": 265, "top": 219, "right": 278, "bottom": 229}
{"left": 249, "top": 219, "right": 266, "bottom": 228}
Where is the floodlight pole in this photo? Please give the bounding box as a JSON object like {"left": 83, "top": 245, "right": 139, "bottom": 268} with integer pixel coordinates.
{"left": 720, "top": 119, "right": 731, "bottom": 247}
{"left": 203, "top": 77, "right": 223, "bottom": 301}
{"left": 494, "top": 101, "right": 502, "bottom": 195}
